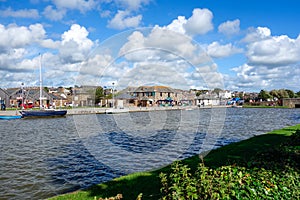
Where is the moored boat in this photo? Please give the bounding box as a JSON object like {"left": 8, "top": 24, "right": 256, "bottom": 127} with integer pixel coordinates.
{"left": 0, "top": 115, "right": 22, "bottom": 120}
{"left": 20, "top": 54, "right": 67, "bottom": 118}
{"left": 20, "top": 109, "right": 67, "bottom": 118}
{"left": 105, "top": 108, "right": 129, "bottom": 114}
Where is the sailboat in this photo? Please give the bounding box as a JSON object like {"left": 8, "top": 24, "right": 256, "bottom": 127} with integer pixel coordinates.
{"left": 20, "top": 54, "right": 67, "bottom": 118}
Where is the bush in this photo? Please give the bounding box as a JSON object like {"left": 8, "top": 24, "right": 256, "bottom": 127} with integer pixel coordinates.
{"left": 160, "top": 162, "right": 299, "bottom": 200}
{"left": 160, "top": 130, "right": 300, "bottom": 200}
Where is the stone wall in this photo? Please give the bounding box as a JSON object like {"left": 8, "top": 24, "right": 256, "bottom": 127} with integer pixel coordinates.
{"left": 282, "top": 98, "right": 300, "bottom": 108}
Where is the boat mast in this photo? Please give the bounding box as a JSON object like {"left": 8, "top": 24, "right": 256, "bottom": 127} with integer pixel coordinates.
{"left": 112, "top": 82, "right": 115, "bottom": 108}
{"left": 39, "top": 54, "right": 43, "bottom": 109}
{"left": 21, "top": 82, "right": 24, "bottom": 110}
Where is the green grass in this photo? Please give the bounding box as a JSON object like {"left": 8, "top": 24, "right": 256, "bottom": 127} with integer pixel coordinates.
{"left": 242, "top": 105, "right": 289, "bottom": 108}
{"left": 49, "top": 124, "right": 300, "bottom": 200}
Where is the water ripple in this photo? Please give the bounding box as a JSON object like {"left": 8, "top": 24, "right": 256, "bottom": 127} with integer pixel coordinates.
{"left": 0, "top": 108, "right": 300, "bottom": 199}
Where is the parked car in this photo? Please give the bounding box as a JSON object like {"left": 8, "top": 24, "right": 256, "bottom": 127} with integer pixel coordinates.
{"left": 21, "top": 103, "right": 34, "bottom": 109}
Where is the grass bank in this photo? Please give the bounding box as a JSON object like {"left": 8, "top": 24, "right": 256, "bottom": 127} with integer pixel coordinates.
{"left": 242, "top": 105, "right": 289, "bottom": 109}
{"left": 50, "top": 124, "right": 300, "bottom": 200}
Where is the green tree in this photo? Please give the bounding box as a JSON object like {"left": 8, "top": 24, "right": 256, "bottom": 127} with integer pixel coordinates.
{"left": 95, "top": 86, "right": 104, "bottom": 104}
{"left": 285, "top": 89, "right": 295, "bottom": 98}
{"left": 258, "top": 90, "right": 271, "bottom": 101}
{"left": 296, "top": 91, "right": 300, "bottom": 98}
{"left": 278, "top": 89, "right": 289, "bottom": 98}
{"left": 212, "top": 88, "right": 223, "bottom": 97}
{"left": 270, "top": 89, "right": 279, "bottom": 99}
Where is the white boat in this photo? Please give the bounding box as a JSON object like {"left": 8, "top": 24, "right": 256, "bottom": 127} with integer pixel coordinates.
{"left": 20, "top": 54, "right": 67, "bottom": 118}
{"left": 105, "top": 108, "right": 129, "bottom": 114}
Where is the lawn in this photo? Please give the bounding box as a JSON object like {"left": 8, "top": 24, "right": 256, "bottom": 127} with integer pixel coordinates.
{"left": 49, "top": 124, "right": 300, "bottom": 200}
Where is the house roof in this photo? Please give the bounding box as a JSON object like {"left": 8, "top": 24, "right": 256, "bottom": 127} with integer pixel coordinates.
{"left": 115, "top": 93, "right": 136, "bottom": 100}
{"left": 134, "top": 86, "right": 174, "bottom": 93}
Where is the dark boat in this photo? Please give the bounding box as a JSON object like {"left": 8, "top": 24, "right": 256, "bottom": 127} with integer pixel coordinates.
{"left": 20, "top": 109, "right": 67, "bottom": 118}
{"left": 20, "top": 54, "right": 67, "bottom": 118}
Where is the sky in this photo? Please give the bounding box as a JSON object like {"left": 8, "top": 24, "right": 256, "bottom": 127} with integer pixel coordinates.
{"left": 0, "top": 0, "right": 299, "bottom": 92}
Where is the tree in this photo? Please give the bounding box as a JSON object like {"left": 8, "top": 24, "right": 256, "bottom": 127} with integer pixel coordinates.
{"left": 212, "top": 88, "right": 223, "bottom": 97}
{"left": 258, "top": 90, "right": 271, "bottom": 101}
{"left": 95, "top": 87, "right": 104, "bottom": 104}
{"left": 296, "top": 91, "right": 300, "bottom": 98}
{"left": 270, "top": 89, "right": 279, "bottom": 99}
{"left": 285, "top": 89, "right": 295, "bottom": 98}
{"left": 278, "top": 89, "right": 289, "bottom": 98}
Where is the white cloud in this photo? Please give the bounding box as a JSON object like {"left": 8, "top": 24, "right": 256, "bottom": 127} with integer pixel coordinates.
{"left": 0, "top": 7, "right": 39, "bottom": 18}
{"left": 166, "top": 16, "right": 187, "bottom": 34}
{"left": 119, "top": 27, "right": 198, "bottom": 61}
{"left": 165, "top": 8, "right": 214, "bottom": 36}
{"left": 107, "top": 10, "right": 142, "bottom": 30}
{"left": 0, "top": 23, "right": 46, "bottom": 51}
{"left": 116, "top": 27, "right": 221, "bottom": 89}
{"left": 183, "top": 8, "right": 213, "bottom": 36}
{"left": 230, "top": 64, "right": 300, "bottom": 91}
{"left": 114, "top": 0, "right": 151, "bottom": 11}
{"left": 43, "top": 5, "right": 66, "bottom": 21}
{"left": 207, "top": 41, "right": 243, "bottom": 58}
{"left": 51, "top": 0, "right": 96, "bottom": 13}
{"left": 246, "top": 31, "right": 300, "bottom": 66}
{"left": 243, "top": 27, "right": 271, "bottom": 43}
{"left": 218, "top": 19, "right": 240, "bottom": 35}
{"left": 60, "top": 24, "right": 94, "bottom": 63}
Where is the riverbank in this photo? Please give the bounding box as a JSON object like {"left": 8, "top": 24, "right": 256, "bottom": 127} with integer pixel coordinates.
{"left": 49, "top": 124, "right": 300, "bottom": 200}
{"left": 0, "top": 106, "right": 209, "bottom": 116}
{"left": 1, "top": 105, "right": 293, "bottom": 116}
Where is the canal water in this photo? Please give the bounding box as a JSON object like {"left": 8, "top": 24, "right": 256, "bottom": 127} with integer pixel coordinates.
{"left": 1, "top": 108, "right": 300, "bottom": 199}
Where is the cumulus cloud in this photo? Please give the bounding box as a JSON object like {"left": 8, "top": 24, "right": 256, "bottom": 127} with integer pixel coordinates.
{"left": 183, "top": 8, "right": 213, "bottom": 35}
{"left": 167, "top": 16, "right": 187, "bottom": 34}
{"left": 207, "top": 42, "right": 243, "bottom": 58}
{"left": 43, "top": 5, "right": 66, "bottom": 21}
{"left": 230, "top": 64, "right": 300, "bottom": 91}
{"left": 243, "top": 26, "right": 271, "bottom": 43}
{"left": 0, "top": 7, "right": 39, "bottom": 18}
{"left": 166, "top": 8, "right": 213, "bottom": 36}
{"left": 60, "top": 24, "right": 94, "bottom": 63}
{"left": 119, "top": 27, "right": 198, "bottom": 61}
{"left": 116, "top": 27, "right": 221, "bottom": 89}
{"left": 245, "top": 28, "right": 300, "bottom": 66}
{"left": 107, "top": 10, "right": 142, "bottom": 30}
{"left": 114, "top": 0, "right": 151, "bottom": 11}
{"left": 51, "top": 0, "right": 96, "bottom": 13}
{"left": 0, "top": 23, "right": 46, "bottom": 51}
{"left": 218, "top": 19, "right": 240, "bottom": 35}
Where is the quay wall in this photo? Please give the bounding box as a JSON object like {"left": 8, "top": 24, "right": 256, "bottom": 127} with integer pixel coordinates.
{"left": 282, "top": 98, "right": 300, "bottom": 108}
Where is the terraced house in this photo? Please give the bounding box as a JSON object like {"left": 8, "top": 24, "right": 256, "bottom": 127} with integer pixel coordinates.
{"left": 131, "top": 86, "right": 192, "bottom": 107}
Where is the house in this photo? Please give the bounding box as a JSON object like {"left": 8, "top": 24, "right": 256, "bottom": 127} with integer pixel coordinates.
{"left": 6, "top": 87, "right": 65, "bottom": 108}
{"left": 72, "top": 85, "right": 99, "bottom": 107}
{"left": 131, "top": 86, "right": 178, "bottom": 107}
{"left": 174, "top": 89, "right": 196, "bottom": 106}
{"left": 114, "top": 93, "right": 137, "bottom": 108}
{"left": 195, "top": 92, "right": 221, "bottom": 106}
{"left": 5, "top": 87, "right": 24, "bottom": 108}
{"left": 0, "top": 88, "right": 10, "bottom": 109}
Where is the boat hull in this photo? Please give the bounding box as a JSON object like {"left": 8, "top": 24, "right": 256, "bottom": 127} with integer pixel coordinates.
{"left": 105, "top": 108, "right": 129, "bottom": 114}
{"left": 20, "top": 110, "right": 67, "bottom": 118}
{"left": 0, "top": 115, "right": 22, "bottom": 120}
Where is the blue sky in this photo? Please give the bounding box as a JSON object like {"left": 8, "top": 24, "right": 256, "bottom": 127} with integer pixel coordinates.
{"left": 0, "top": 0, "right": 299, "bottom": 92}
